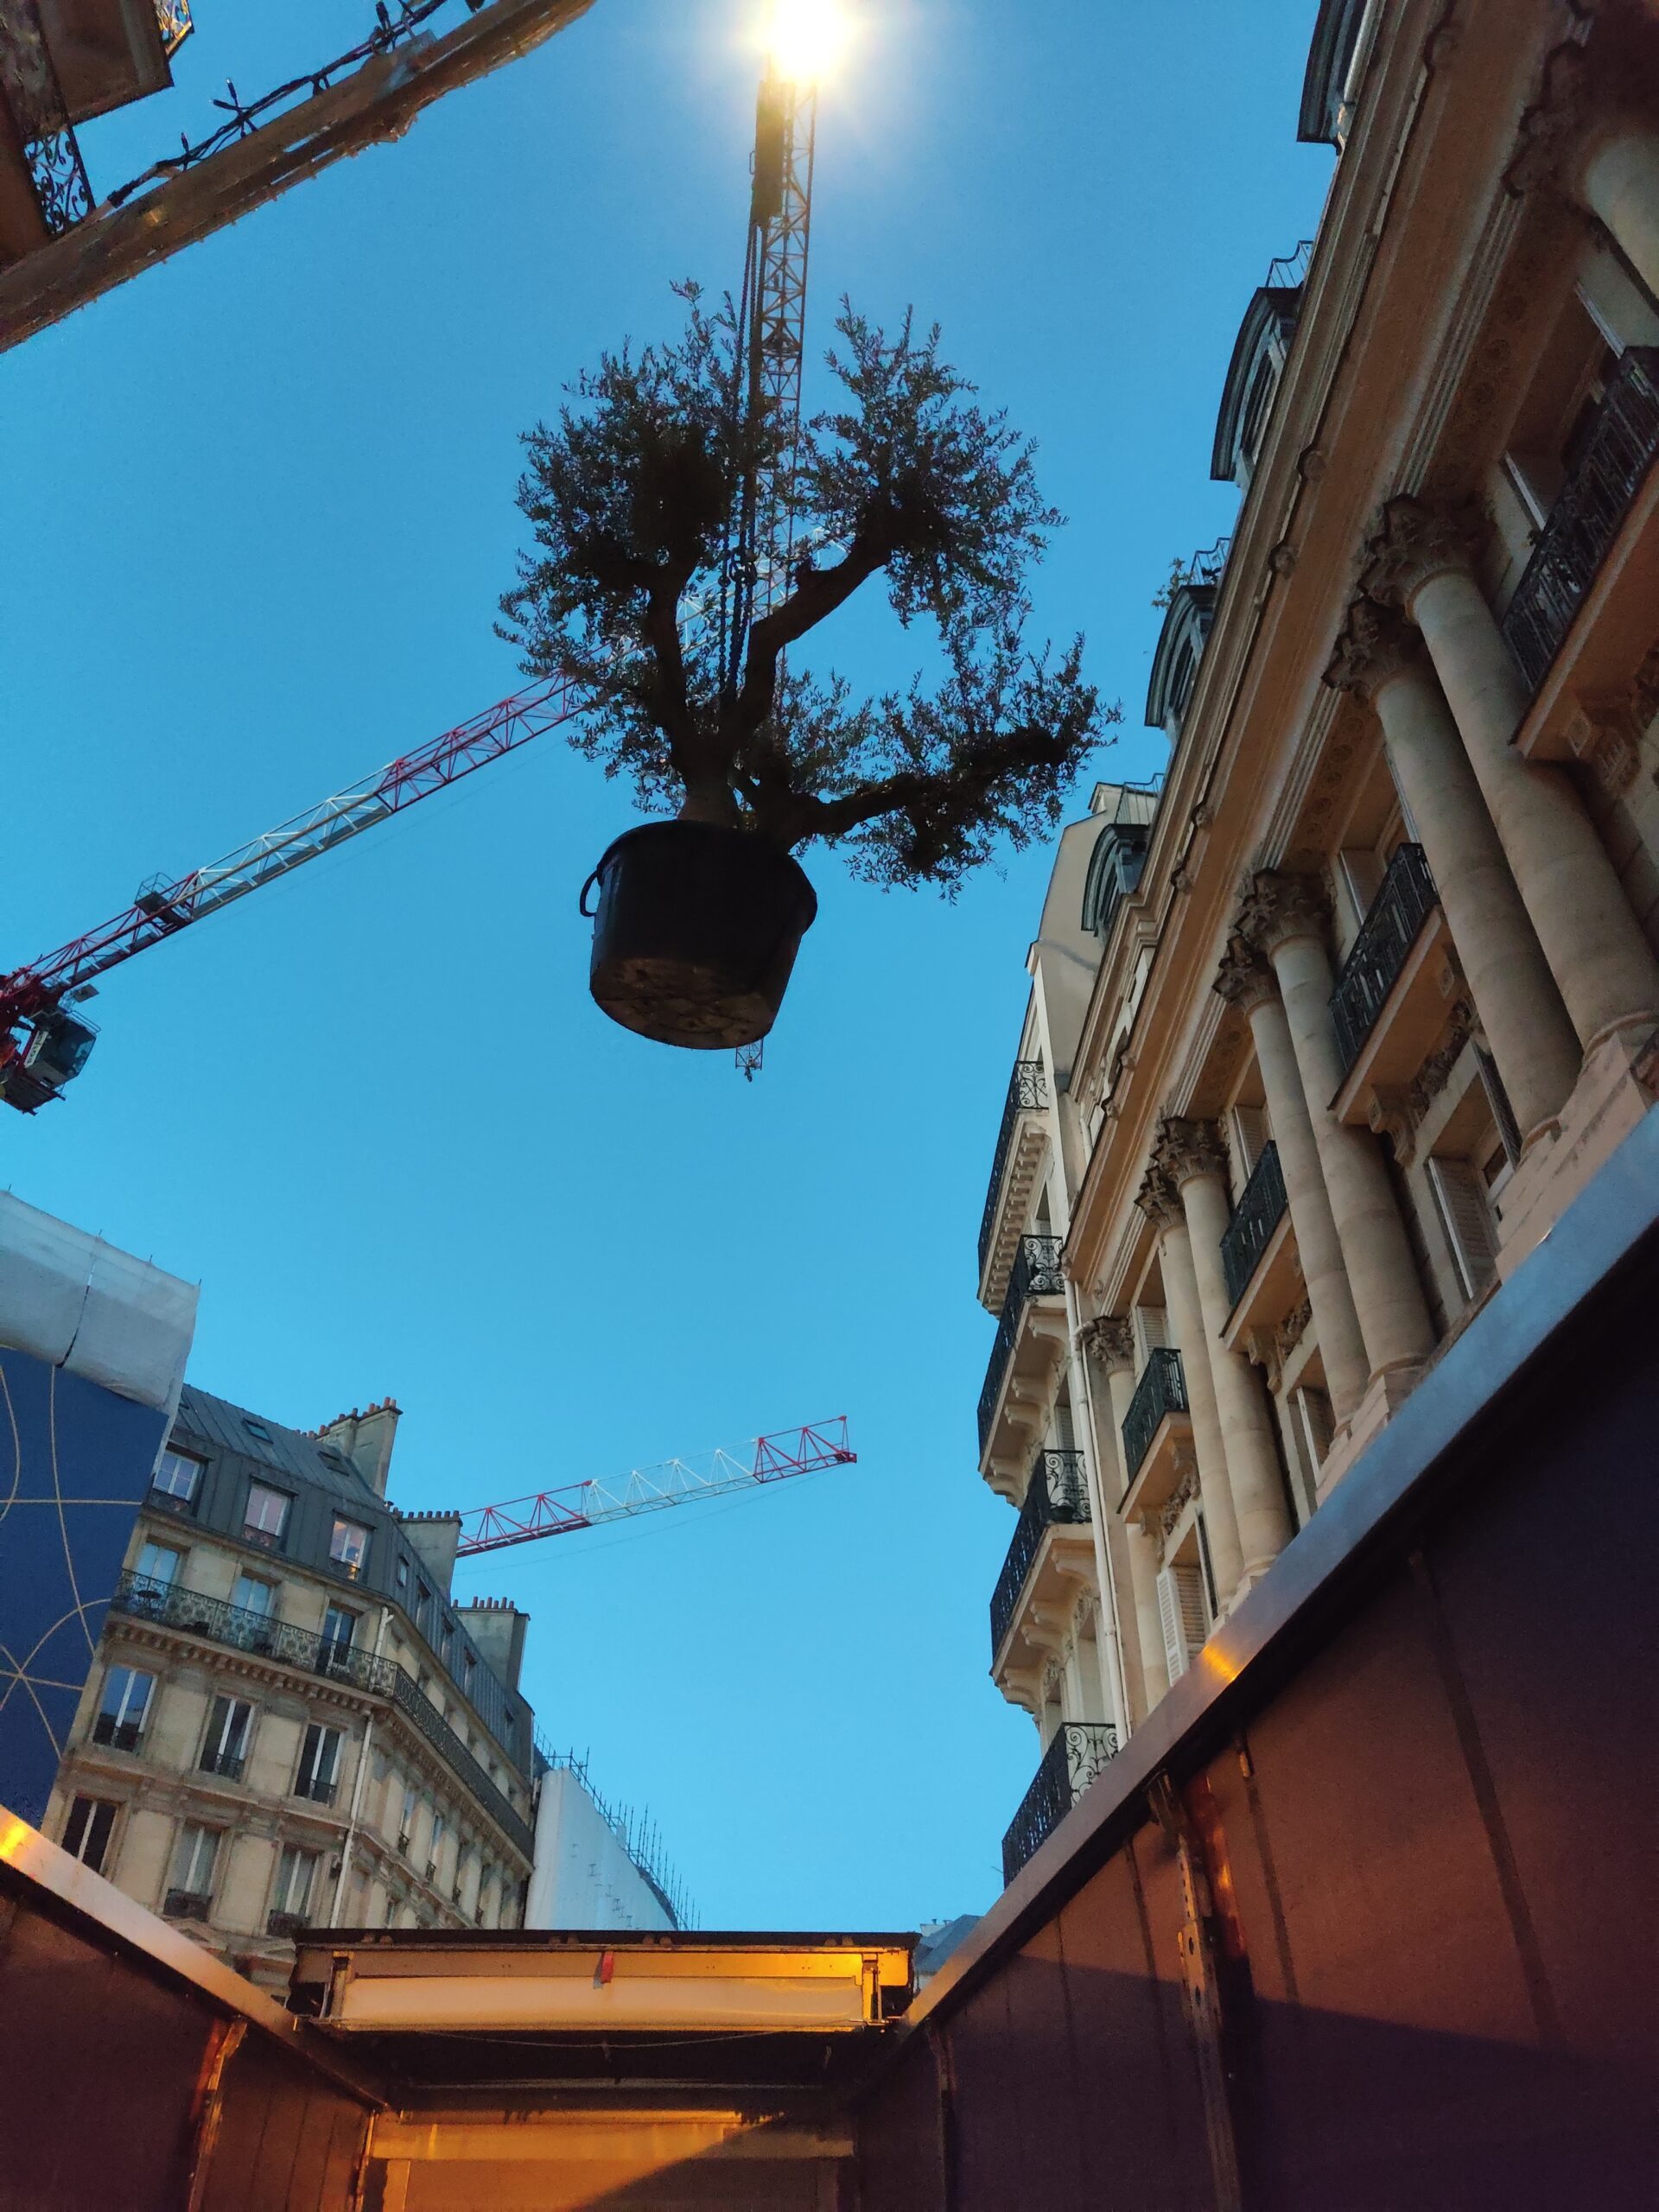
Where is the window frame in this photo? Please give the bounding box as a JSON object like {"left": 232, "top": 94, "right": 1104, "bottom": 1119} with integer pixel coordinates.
{"left": 295, "top": 1721, "right": 344, "bottom": 1806}
{"left": 62, "top": 1795, "right": 118, "bottom": 1874}
{"left": 242, "top": 1479, "right": 293, "bottom": 1550}
{"left": 200, "top": 1693, "right": 254, "bottom": 1780}
{"left": 172, "top": 1820, "right": 222, "bottom": 1901}
{"left": 329, "top": 1515, "right": 371, "bottom": 1578}
{"left": 151, "top": 1446, "right": 205, "bottom": 1505}
{"left": 93, "top": 1664, "right": 156, "bottom": 1751}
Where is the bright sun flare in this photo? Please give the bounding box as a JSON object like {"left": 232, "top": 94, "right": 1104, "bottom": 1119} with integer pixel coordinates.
{"left": 764, "top": 0, "right": 853, "bottom": 84}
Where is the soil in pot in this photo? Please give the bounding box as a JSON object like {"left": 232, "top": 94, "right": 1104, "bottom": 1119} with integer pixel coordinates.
{"left": 582, "top": 819, "right": 818, "bottom": 1049}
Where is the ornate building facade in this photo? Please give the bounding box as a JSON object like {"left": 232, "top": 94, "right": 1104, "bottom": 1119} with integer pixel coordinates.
{"left": 982, "top": 0, "right": 1659, "bottom": 1880}
{"left": 41, "top": 1386, "right": 542, "bottom": 1987}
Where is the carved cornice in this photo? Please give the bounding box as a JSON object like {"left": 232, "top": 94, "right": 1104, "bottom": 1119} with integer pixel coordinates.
{"left": 1214, "top": 931, "right": 1279, "bottom": 1016}
{"left": 1325, "top": 597, "right": 1423, "bottom": 703}
{"left": 1077, "top": 1314, "right": 1135, "bottom": 1373}
{"left": 1152, "top": 1114, "right": 1229, "bottom": 1192}
{"left": 1234, "top": 868, "right": 1332, "bottom": 959}
{"left": 1361, "top": 494, "right": 1482, "bottom": 614}
{"left": 1563, "top": 690, "right": 1641, "bottom": 797}
{"left": 1408, "top": 998, "right": 1476, "bottom": 1123}
{"left": 1504, "top": 37, "right": 1591, "bottom": 199}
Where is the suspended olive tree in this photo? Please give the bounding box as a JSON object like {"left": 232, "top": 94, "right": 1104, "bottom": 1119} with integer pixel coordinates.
{"left": 501, "top": 287, "right": 1116, "bottom": 1046}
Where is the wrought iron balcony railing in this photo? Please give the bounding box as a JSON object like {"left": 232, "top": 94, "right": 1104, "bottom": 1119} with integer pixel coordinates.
{"left": 92, "top": 1714, "right": 143, "bottom": 1752}
{"left": 1329, "top": 843, "right": 1437, "bottom": 1073}
{"left": 977, "top": 1061, "right": 1048, "bottom": 1278}
{"left": 976, "top": 1236, "right": 1065, "bottom": 1452}
{"left": 199, "top": 1747, "right": 245, "bottom": 1783}
{"left": 107, "top": 1573, "right": 533, "bottom": 1857}
{"left": 164, "top": 1890, "right": 212, "bottom": 1921}
{"left": 1502, "top": 347, "right": 1659, "bottom": 692}
{"left": 1001, "top": 1721, "right": 1119, "bottom": 1885}
{"left": 266, "top": 1910, "right": 308, "bottom": 1939}
{"left": 1219, "top": 1142, "right": 1287, "bottom": 1308}
{"left": 989, "top": 1451, "right": 1090, "bottom": 1659}
{"left": 1121, "top": 1349, "right": 1188, "bottom": 1493}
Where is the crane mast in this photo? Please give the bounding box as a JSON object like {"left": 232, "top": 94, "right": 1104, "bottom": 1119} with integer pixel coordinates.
{"left": 0, "top": 50, "right": 823, "bottom": 1112}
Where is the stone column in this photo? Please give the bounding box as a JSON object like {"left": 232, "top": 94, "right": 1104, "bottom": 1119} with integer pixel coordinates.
{"left": 1237, "top": 872, "right": 1437, "bottom": 1380}
{"left": 1155, "top": 1118, "right": 1295, "bottom": 1590}
{"left": 1365, "top": 499, "right": 1659, "bottom": 1051}
{"left": 1061, "top": 1285, "right": 1128, "bottom": 1735}
{"left": 1581, "top": 127, "right": 1659, "bottom": 302}
{"left": 1136, "top": 1166, "right": 1245, "bottom": 1609}
{"left": 1083, "top": 1316, "right": 1170, "bottom": 1713}
{"left": 1214, "top": 940, "right": 1371, "bottom": 1423}
{"left": 1327, "top": 601, "right": 1580, "bottom": 1140}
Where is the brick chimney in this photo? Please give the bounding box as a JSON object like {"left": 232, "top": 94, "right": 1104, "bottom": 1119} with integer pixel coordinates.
{"left": 315, "top": 1397, "right": 401, "bottom": 1499}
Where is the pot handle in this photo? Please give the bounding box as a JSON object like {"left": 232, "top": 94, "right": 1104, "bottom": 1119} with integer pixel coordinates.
{"left": 577, "top": 868, "right": 601, "bottom": 918}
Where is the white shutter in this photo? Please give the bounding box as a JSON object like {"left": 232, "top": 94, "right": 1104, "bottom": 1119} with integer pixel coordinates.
{"left": 1228, "top": 1106, "right": 1267, "bottom": 1184}
{"left": 1427, "top": 1156, "right": 1499, "bottom": 1302}
{"left": 1156, "top": 1563, "right": 1206, "bottom": 1682}
{"left": 1133, "top": 1306, "right": 1169, "bottom": 1368}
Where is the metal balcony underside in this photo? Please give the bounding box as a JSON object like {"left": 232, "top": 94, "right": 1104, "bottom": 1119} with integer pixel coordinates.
{"left": 989, "top": 1451, "right": 1090, "bottom": 1660}
{"left": 977, "top": 1235, "right": 1065, "bottom": 1454}
{"left": 978, "top": 1061, "right": 1048, "bottom": 1294}
{"left": 1001, "top": 1720, "right": 1119, "bottom": 1885}
{"left": 1329, "top": 843, "right": 1437, "bottom": 1075}
{"left": 1502, "top": 347, "right": 1659, "bottom": 693}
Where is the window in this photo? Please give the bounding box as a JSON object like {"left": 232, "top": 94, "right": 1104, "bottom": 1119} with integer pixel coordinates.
{"left": 243, "top": 1482, "right": 291, "bottom": 1550}
{"left": 151, "top": 1447, "right": 204, "bottom": 1505}
{"left": 295, "top": 1723, "right": 343, "bottom": 1805}
{"left": 461, "top": 1649, "right": 476, "bottom": 1696}
{"left": 329, "top": 1516, "right": 370, "bottom": 1578}
{"left": 270, "top": 1843, "right": 318, "bottom": 1925}
{"left": 93, "top": 1666, "right": 155, "bottom": 1751}
{"left": 169, "top": 1821, "right": 220, "bottom": 1910}
{"left": 62, "top": 1796, "right": 118, "bottom": 1875}
{"left": 399, "top": 1783, "right": 418, "bottom": 1852}
{"left": 1156, "top": 1562, "right": 1209, "bottom": 1682}
{"left": 439, "top": 1623, "right": 453, "bottom": 1669}
{"left": 321, "top": 1604, "right": 358, "bottom": 1667}
{"left": 135, "top": 1540, "right": 184, "bottom": 1588}
{"left": 415, "top": 1581, "right": 432, "bottom": 1637}
{"left": 1427, "top": 1154, "right": 1501, "bottom": 1304}
{"left": 427, "top": 1810, "right": 447, "bottom": 1881}
{"left": 395, "top": 1557, "right": 410, "bottom": 1598}
{"left": 232, "top": 1573, "right": 276, "bottom": 1618}
{"left": 200, "top": 1694, "right": 253, "bottom": 1781}
{"left": 241, "top": 1416, "right": 272, "bottom": 1443}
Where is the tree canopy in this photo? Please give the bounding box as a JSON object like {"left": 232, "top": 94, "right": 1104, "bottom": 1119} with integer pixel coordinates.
{"left": 500, "top": 287, "right": 1116, "bottom": 888}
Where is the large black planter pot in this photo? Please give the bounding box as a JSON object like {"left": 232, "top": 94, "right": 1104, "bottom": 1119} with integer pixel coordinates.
{"left": 581, "top": 821, "right": 818, "bottom": 1049}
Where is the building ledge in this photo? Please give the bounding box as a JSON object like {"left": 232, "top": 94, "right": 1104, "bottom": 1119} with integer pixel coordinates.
{"left": 1331, "top": 905, "right": 1454, "bottom": 1127}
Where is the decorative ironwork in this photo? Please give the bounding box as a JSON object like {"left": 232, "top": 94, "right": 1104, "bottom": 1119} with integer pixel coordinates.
{"left": 266, "top": 1910, "right": 308, "bottom": 1938}
{"left": 1502, "top": 348, "right": 1659, "bottom": 691}
{"left": 108, "top": 1573, "right": 533, "bottom": 1856}
{"left": 146, "top": 1485, "right": 196, "bottom": 1518}
{"left": 977, "top": 1235, "right": 1065, "bottom": 1452}
{"left": 1121, "top": 1349, "right": 1188, "bottom": 1493}
{"left": 1329, "top": 843, "right": 1437, "bottom": 1072}
{"left": 109, "top": 0, "right": 476, "bottom": 209}
{"left": 0, "top": 0, "right": 92, "bottom": 236}
{"left": 1264, "top": 238, "right": 1313, "bottom": 291}
{"left": 153, "top": 0, "right": 193, "bottom": 57}
{"left": 1174, "top": 536, "right": 1232, "bottom": 592}
{"left": 989, "top": 1451, "right": 1090, "bottom": 1658}
{"left": 1220, "top": 1141, "right": 1287, "bottom": 1307}
{"left": 198, "top": 1746, "right": 245, "bottom": 1783}
{"left": 92, "top": 1713, "right": 142, "bottom": 1752}
{"left": 977, "top": 1061, "right": 1048, "bottom": 1278}
{"left": 295, "top": 1771, "right": 338, "bottom": 1808}
{"left": 1001, "top": 1721, "right": 1119, "bottom": 1885}
{"left": 164, "top": 1889, "right": 212, "bottom": 1920}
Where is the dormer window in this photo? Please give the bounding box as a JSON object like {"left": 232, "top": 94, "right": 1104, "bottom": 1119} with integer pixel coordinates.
{"left": 1146, "top": 551, "right": 1228, "bottom": 743}
{"left": 1211, "top": 252, "right": 1307, "bottom": 493}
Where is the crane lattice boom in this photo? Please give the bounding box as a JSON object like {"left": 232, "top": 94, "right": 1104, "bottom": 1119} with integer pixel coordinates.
{"left": 455, "top": 1418, "right": 855, "bottom": 1556}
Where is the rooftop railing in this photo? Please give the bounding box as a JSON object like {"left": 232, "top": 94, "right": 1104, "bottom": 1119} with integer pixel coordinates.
{"left": 1502, "top": 347, "right": 1659, "bottom": 692}
{"left": 977, "top": 1236, "right": 1065, "bottom": 1453}
{"left": 1121, "top": 1349, "right": 1188, "bottom": 1493}
{"left": 108, "top": 1572, "right": 533, "bottom": 1858}
{"left": 1220, "top": 1142, "right": 1287, "bottom": 1308}
{"left": 989, "top": 1451, "right": 1090, "bottom": 1660}
{"left": 1001, "top": 1721, "right": 1119, "bottom": 1885}
{"left": 1329, "top": 843, "right": 1437, "bottom": 1074}
{"left": 977, "top": 1062, "right": 1048, "bottom": 1279}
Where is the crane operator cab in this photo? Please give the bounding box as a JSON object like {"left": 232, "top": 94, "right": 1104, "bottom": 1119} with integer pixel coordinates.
{"left": 0, "top": 1005, "right": 99, "bottom": 1113}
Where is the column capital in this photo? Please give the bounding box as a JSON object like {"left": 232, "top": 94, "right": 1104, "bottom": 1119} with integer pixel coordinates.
{"left": 1135, "top": 1162, "right": 1184, "bottom": 1230}
{"left": 1361, "top": 495, "right": 1481, "bottom": 615}
{"left": 1077, "top": 1315, "right": 1135, "bottom": 1373}
{"left": 1235, "top": 868, "right": 1331, "bottom": 961}
{"left": 1214, "top": 931, "right": 1279, "bottom": 1015}
{"left": 1325, "top": 598, "right": 1424, "bottom": 703}
{"left": 1151, "top": 1114, "right": 1229, "bottom": 1192}
{"left": 1504, "top": 37, "right": 1592, "bottom": 199}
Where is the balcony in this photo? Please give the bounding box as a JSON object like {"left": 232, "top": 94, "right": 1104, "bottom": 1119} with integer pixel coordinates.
{"left": 163, "top": 1890, "right": 212, "bottom": 1922}
{"left": 1001, "top": 1721, "right": 1119, "bottom": 1885}
{"left": 295, "top": 1774, "right": 338, "bottom": 1808}
{"left": 1120, "top": 1349, "right": 1192, "bottom": 1514}
{"left": 977, "top": 1236, "right": 1067, "bottom": 1464}
{"left": 989, "top": 1451, "right": 1090, "bottom": 1662}
{"left": 1503, "top": 347, "right": 1659, "bottom": 693}
{"left": 107, "top": 1573, "right": 534, "bottom": 1859}
{"left": 978, "top": 1062, "right": 1049, "bottom": 1300}
{"left": 92, "top": 1714, "right": 143, "bottom": 1753}
{"left": 198, "top": 1748, "right": 245, "bottom": 1783}
{"left": 266, "top": 1910, "right": 308, "bottom": 1940}
{"left": 1220, "top": 1142, "right": 1287, "bottom": 1309}
{"left": 1330, "top": 844, "right": 1438, "bottom": 1075}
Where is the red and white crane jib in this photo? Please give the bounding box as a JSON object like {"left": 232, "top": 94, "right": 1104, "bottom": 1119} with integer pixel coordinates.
{"left": 0, "top": 672, "right": 586, "bottom": 1109}
{"left": 454, "top": 1417, "right": 855, "bottom": 1557}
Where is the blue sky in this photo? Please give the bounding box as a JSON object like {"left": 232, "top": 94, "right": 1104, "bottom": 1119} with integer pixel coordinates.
{"left": 5, "top": 1, "right": 1331, "bottom": 1927}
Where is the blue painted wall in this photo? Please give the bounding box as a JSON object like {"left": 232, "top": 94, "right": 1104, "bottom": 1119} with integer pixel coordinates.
{"left": 0, "top": 1348, "right": 168, "bottom": 1827}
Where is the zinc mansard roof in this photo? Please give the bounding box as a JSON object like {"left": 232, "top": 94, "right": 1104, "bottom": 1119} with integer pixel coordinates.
{"left": 173, "top": 1381, "right": 385, "bottom": 1513}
